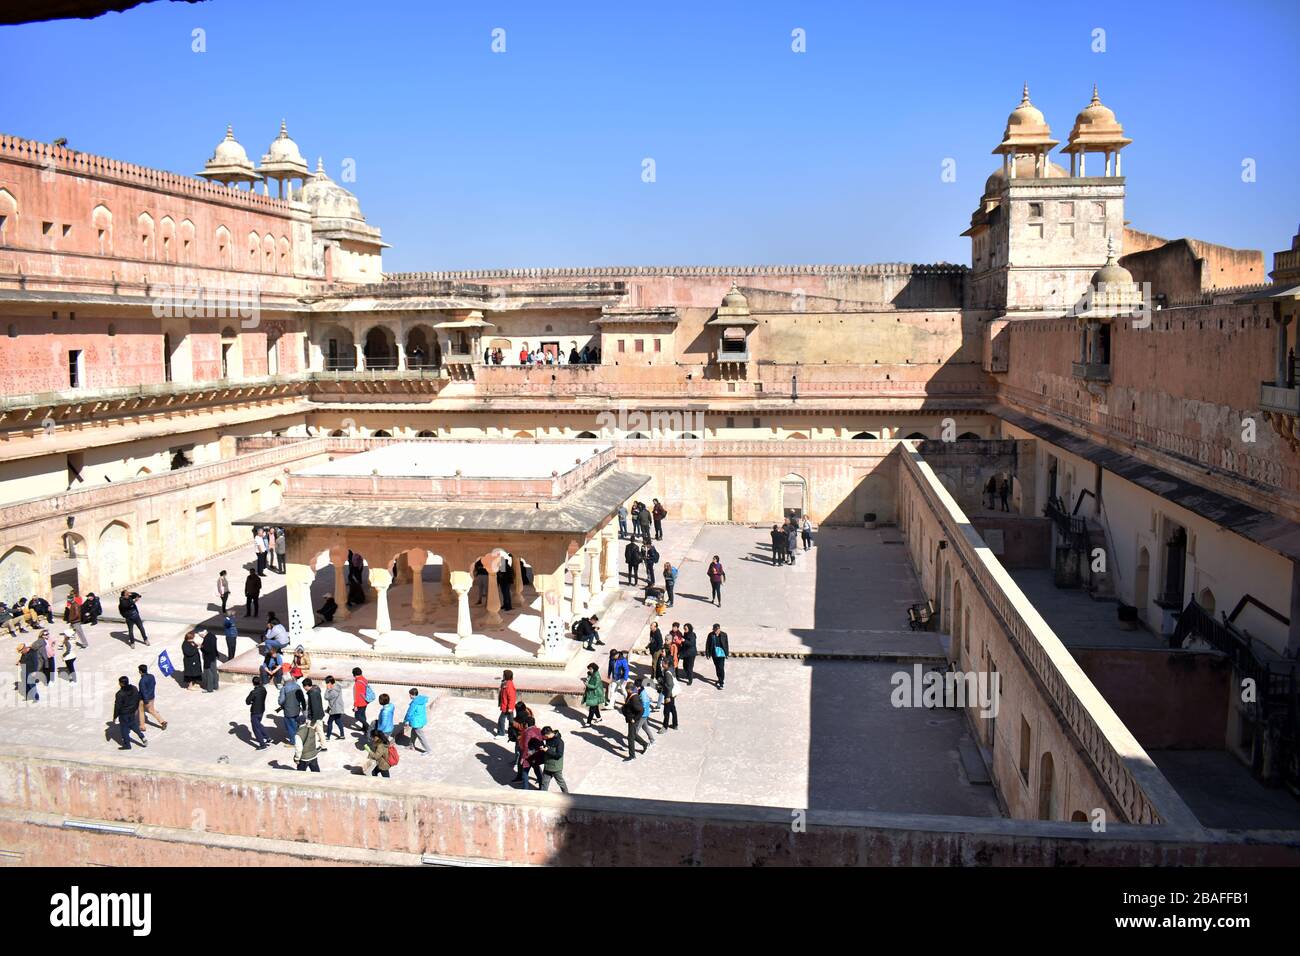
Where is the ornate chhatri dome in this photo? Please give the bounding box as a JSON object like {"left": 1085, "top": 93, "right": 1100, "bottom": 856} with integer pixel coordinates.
{"left": 721, "top": 282, "right": 748, "bottom": 310}
{"left": 1091, "top": 238, "right": 1134, "bottom": 288}
{"left": 994, "top": 84, "right": 1059, "bottom": 154}
{"left": 1064, "top": 86, "right": 1132, "bottom": 153}
{"left": 298, "top": 157, "right": 366, "bottom": 221}
{"left": 197, "top": 125, "right": 261, "bottom": 184}
{"left": 259, "top": 120, "right": 309, "bottom": 175}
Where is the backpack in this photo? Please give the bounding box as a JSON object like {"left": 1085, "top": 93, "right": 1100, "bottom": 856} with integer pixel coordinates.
{"left": 571, "top": 619, "right": 582, "bottom": 637}
{"left": 387, "top": 744, "right": 399, "bottom": 767}
{"left": 364, "top": 682, "right": 376, "bottom": 703}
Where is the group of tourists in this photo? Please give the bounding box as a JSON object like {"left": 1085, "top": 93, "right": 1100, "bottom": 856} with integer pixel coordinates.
{"left": 250, "top": 526, "right": 287, "bottom": 577}
{"left": 770, "top": 515, "right": 814, "bottom": 565}
{"left": 618, "top": 498, "right": 667, "bottom": 542}
{"left": 983, "top": 475, "right": 1012, "bottom": 511}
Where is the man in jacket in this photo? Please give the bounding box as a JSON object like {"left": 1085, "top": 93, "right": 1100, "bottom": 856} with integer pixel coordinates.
{"left": 64, "top": 591, "right": 88, "bottom": 648}
{"left": 621, "top": 688, "right": 647, "bottom": 760}
{"left": 82, "top": 592, "right": 102, "bottom": 626}
{"left": 575, "top": 614, "right": 601, "bottom": 652}
{"left": 118, "top": 591, "right": 148, "bottom": 646}
{"left": 274, "top": 527, "right": 287, "bottom": 575}
{"left": 323, "top": 676, "right": 347, "bottom": 740}
{"left": 786, "top": 521, "right": 799, "bottom": 565}
{"left": 20, "top": 642, "right": 41, "bottom": 701}
{"left": 302, "top": 678, "right": 327, "bottom": 748}
{"left": 651, "top": 499, "right": 666, "bottom": 540}
{"left": 113, "top": 676, "right": 147, "bottom": 749}
{"left": 496, "top": 670, "right": 516, "bottom": 738}
{"left": 402, "top": 687, "right": 430, "bottom": 753}
{"left": 244, "top": 569, "right": 262, "bottom": 617}
{"left": 643, "top": 543, "right": 659, "bottom": 587}
{"left": 246, "top": 677, "right": 268, "bottom": 749}
{"left": 29, "top": 595, "right": 53, "bottom": 624}
{"left": 351, "top": 667, "right": 371, "bottom": 734}
{"left": 624, "top": 539, "right": 642, "bottom": 585}
{"left": 277, "top": 675, "right": 306, "bottom": 745}
{"left": 769, "top": 525, "right": 784, "bottom": 565}
{"left": 200, "top": 628, "right": 220, "bottom": 692}
{"left": 538, "top": 727, "right": 569, "bottom": 792}
{"left": 515, "top": 716, "right": 543, "bottom": 789}
{"left": 137, "top": 663, "right": 167, "bottom": 731}
{"left": 705, "top": 624, "right": 730, "bottom": 689}
{"left": 294, "top": 721, "right": 322, "bottom": 772}
{"left": 637, "top": 504, "right": 652, "bottom": 544}
{"left": 617, "top": 504, "right": 628, "bottom": 539}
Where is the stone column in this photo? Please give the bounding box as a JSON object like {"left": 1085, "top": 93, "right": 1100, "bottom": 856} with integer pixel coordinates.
{"left": 397, "top": 342, "right": 407, "bottom": 372}
{"left": 534, "top": 572, "right": 564, "bottom": 657}
{"left": 600, "top": 523, "right": 619, "bottom": 590}
{"left": 483, "top": 552, "right": 503, "bottom": 627}
{"left": 370, "top": 567, "right": 392, "bottom": 635}
{"left": 585, "top": 538, "right": 601, "bottom": 596}
{"left": 511, "top": 553, "right": 525, "bottom": 608}
{"left": 408, "top": 548, "right": 428, "bottom": 623}
{"left": 568, "top": 552, "right": 588, "bottom": 616}
{"left": 285, "top": 559, "right": 315, "bottom": 642}
{"left": 354, "top": 343, "right": 365, "bottom": 371}
{"left": 450, "top": 571, "right": 472, "bottom": 640}
{"left": 331, "top": 549, "right": 351, "bottom": 621}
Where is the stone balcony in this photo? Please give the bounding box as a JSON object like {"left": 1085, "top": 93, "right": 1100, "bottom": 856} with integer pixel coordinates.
{"left": 713, "top": 349, "right": 750, "bottom": 365}
{"left": 1071, "top": 361, "right": 1111, "bottom": 382}
{"left": 1260, "top": 382, "right": 1300, "bottom": 417}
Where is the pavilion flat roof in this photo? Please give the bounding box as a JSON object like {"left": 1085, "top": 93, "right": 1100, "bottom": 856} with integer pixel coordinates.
{"left": 233, "top": 467, "right": 649, "bottom": 535}
{"left": 296, "top": 440, "right": 611, "bottom": 480}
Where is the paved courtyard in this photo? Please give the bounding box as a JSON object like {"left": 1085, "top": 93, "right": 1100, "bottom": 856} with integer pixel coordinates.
{"left": 0, "top": 523, "right": 998, "bottom": 817}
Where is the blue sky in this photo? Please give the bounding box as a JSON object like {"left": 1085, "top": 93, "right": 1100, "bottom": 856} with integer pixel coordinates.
{"left": 2, "top": 0, "right": 1297, "bottom": 272}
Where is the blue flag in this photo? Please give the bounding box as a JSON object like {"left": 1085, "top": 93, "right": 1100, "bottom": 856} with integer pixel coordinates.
{"left": 157, "top": 649, "right": 175, "bottom": 677}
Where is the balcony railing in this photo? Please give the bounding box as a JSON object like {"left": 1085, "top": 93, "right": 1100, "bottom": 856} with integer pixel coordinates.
{"left": 1071, "top": 361, "right": 1111, "bottom": 382}
{"left": 1260, "top": 382, "right": 1300, "bottom": 416}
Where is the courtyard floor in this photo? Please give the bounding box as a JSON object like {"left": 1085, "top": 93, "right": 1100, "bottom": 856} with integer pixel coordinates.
{"left": 0, "top": 523, "right": 998, "bottom": 817}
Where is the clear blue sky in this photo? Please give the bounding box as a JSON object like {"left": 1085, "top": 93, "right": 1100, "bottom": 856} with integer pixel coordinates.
{"left": 3, "top": 0, "right": 1297, "bottom": 272}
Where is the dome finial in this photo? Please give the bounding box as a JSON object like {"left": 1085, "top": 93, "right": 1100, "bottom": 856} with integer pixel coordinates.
{"left": 1106, "top": 236, "right": 1118, "bottom": 263}
{"left": 279, "top": 119, "right": 288, "bottom": 136}
{"left": 1091, "top": 83, "right": 1100, "bottom": 104}
{"left": 316, "top": 156, "right": 325, "bottom": 174}
{"left": 1021, "top": 83, "right": 1031, "bottom": 104}
{"left": 225, "top": 124, "right": 234, "bottom": 139}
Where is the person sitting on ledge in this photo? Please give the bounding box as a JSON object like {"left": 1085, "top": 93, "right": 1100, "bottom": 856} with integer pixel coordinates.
{"left": 315, "top": 593, "right": 337, "bottom": 626}
{"left": 263, "top": 613, "right": 289, "bottom": 655}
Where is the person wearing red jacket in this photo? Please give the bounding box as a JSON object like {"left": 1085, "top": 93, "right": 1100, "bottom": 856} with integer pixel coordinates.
{"left": 514, "top": 715, "right": 543, "bottom": 789}
{"left": 496, "top": 669, "right": 516, "bottom": 738}
{"left": 352, "top": 667, "right": 371, "bottom": 735}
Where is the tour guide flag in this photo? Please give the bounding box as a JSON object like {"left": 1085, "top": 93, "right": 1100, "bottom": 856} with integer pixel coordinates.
{"left": 157, "top": 649, "right": 175, "bottom": 677}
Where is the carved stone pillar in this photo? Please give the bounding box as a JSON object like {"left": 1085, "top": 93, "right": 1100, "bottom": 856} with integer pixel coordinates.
{"left": 511, "top": 553, "right": 525, "bottom": 607}
{"left": 450, "top": 570, "right": 472, "bottom": 640}
{"left": 568, "top": 552, "right": 587, "bottom": 617}
{"left": 331, "top": 548, "right": 351, "bottom": 621}
{"left": 408, "top": 548, "right": 427, "bottom": 623}
{"left": 483, "top": 552, "right": 503, "bottom": 627}
{"left": 585, "top": 538, "right": 601, "bottom": 596}
{"left": 285, "top": 559, "right": 315, "bottom": 642}
{"left": 600, "top": 523, "right": 619, "bottom": 590}
{"left": 370, "top": 567, "right": 392, "bottom": 635}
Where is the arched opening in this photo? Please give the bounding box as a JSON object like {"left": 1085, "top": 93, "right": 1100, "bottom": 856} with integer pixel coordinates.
{"left": 679, "top": 432, "right": 699, "bottom": 440}
{"left": 575, "top": 430, "right": 598, "bottom": 439}
{"left": 785, "top": 431, "right": 810, "bottom": 440}
{"left": 98, "top": 521, "right": 132, "bottom": 593}
{"left": 1197, "top": 587, "right": 1216, "bottom": 617}
{"left": 362, "top": 326, "right": 398, "bottom": 370}
{"left": 904, "top": 432, "right": 928, "bottom": 440}
{"left": 220, "top": 326, "right": 242, "bottom": 379}
{"left": 328, "top": 428, "right": 347, "bottom": 438}
{"left": 626, "top": 432, "right": 648, "bottom": 440}
{"left": 952, "top": 580, "right": 964, "bottom": 658}
{"left": 957, "top": 431, "right": 981, "bottom": 440}
{"left": 416, "top": 430, "right": 437, "bottom": 438}
{"left": 941, "top": 562, "right": 954, "bottom": 633}
{"left": 851, "top": 430, "right": 879, "bottom": 440}
{"left": 53, "top": 532, "right": 88, "bottom": 602}
{"left": 1037, "top": 752, "right": 1056, "bottom": 820}
{"left": 0, "top": 546, "right": 37, "bottom": 604}
{"left": 1070, "top": 810, "right": 1088, "bottom": 823}
{"left": 319, "top": 324, "right": 356, "bottom": 371}
{"left": 405, "top": 326, "right": 441, "bottom": 369}
{"left": 371, "top": 429, "right": 393, "bottom": 438}
{"left": 513, "top": 430, "right": 535, "bottom": 439}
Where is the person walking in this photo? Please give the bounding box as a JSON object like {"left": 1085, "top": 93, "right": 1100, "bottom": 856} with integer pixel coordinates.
{"left": 705, "top": 624, "right": 730, "bottom": 689}
{"left": 612, "top": 651, "right": 630, "bottom": 699}
{"left": 64, "top": 591, "right": 88, "bottom": 648}
{"left": 217, "top": 570, "right": 231, "bottom": 614}
{"left": 643, "top": 543, "right": 659, "bottom": 587}
{"left": 294, "top": 721, "right": 322, "bottom": 772}
{"left": 323, "top": 676, "right": 347, "bottom": 740}
{"left": 246, "top": 677, "right": 269, "bottom": 750}
{"left": 538, "top": 727, "right": 570, "bottom": 793}
{"left": 786, "top": 522, "right": 799, "bottom": 565}
{"left": 617, "top": 503, "right": 628, "bottom": 539}
{"left": 496, "top": 670, "right": 516, "bottom": 738}
{"left": 706, "top": 556, "right": 726, "bottom": 606}
{"left": 663, "top": 562, "right": 677, "bottom": 607}
{"left": 351, "top": 667, "right": 373, "bottom": 735}
{"left": 113, "top": 676, "right": 147, "bottom": 750}
{"left": 624, "top": 539, "right": 642, "bottom": 586}
{"left": 402, "top": 688, "right": 431, "bottom": 753}
{"left": 303, "top": 678, "right": 326, "bottom": 748}
{"left": 277, "top": 674, "right": 306, "bottom": 745}
{"left": 364, "top": 730, "right": 395, "bottom": 778}
{"left": 621, "top": 684, "right": 647, "bottom": 760}
{"left": 274, "top": 527, "right": 287, "bottom": 575}
{"left": 181, "top": 630, "right": 203, "bottom": 691}
{"left": 138, "top": 663, "right": 167, "bottom": 730}
{"left": 651, "top": 499, "right": 667, "bottom": 541}
{"left": 657, "top": 662, "right": 678, "bottom": 733}
{"left": 375, "top": 693, "right": 395, "bottom": 739}
{"left": 801, "top": 515, "right": 814, "bottom": 551}
{"left": 514, "top": 716, "right": 543, "bottom": 789}
{"left": 680, "top": 624, "right": 698, "bottom": 686}
{"left": 200, "top": 628, "right": 220, "bottom": 692}
{"left": 59, "top": 630, "right": 78, "bottom": 683}
{"left": 581, "top": 662, "right": 605, "bottom": 727}
{"left": 244, "top": 569, "right": 261, "bottom": 618}
{"left": 118, "top": 590, "right": 149, "bottom": 646}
